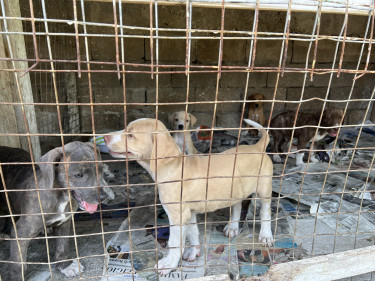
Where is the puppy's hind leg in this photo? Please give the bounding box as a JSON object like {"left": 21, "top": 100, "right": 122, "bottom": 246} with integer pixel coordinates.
{"left": 223, "top": 202, "right": 241, "bottom": 237}
{"left": 183, "top": 213, "right": 200, "bottom": 262}
{"left": 9, "top": 216, "right": 42, "bottom": 281}
{"left": 257, "top": 179, "right": 273, "bottom": 246}
{"left": 271, "top": 133, "right": 283, "bottom": 163}
{"left": 258, "top": 198, "right": 273, "bottom": 246}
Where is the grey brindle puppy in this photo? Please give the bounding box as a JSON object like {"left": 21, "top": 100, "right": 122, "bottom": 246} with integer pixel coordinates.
{"left": 0, "top": 142, "right": 109, "bottom": 281}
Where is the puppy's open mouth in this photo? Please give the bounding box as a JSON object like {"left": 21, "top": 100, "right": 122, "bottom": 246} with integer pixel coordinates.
{"left": 73, "top": 192, "right": 98, "bottom": 214}
{"left": 328, "top": 130, "right": 338, "bottom": 137}
{"left": 108, "top": 149, "right": 132, "bottom": 158}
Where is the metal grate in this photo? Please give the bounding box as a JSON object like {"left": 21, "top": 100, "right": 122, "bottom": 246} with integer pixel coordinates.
{"left": 0, "top": 0, "right": 375, "bottom": 280}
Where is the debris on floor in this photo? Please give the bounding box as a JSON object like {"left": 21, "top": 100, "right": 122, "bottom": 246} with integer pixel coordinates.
{"left": 1, "top": 123, "right": 375, "bottom": 280}
{"left": 353, "top": 179, "right": 375, "bottom": 201}
{"left": 271, "top": 125, "right": 375, "bottom": 239}
{"left": 100, "top": 195, "right": 310, "bottom": 281}
{"left": 102, "top": 208, "right": 206, "bottom": 281}
{"left": 191, "top": 126, "right": 246, "bottom": 153}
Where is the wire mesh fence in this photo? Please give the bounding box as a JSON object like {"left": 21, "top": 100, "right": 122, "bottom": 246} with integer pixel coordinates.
{"left": 0, "top": 0, "right": 375, "bottom": 280}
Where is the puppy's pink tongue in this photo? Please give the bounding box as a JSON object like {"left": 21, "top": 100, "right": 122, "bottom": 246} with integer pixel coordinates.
{"left": 83, "top": 201, "right": 98, "bottom": 214}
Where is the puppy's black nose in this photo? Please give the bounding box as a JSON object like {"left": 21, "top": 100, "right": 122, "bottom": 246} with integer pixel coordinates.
{"left": 178, "top": 124, "right": 184, "bottom": 130}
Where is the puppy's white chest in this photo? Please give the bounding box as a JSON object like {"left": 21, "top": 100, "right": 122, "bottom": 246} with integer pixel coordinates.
{"left": 250, "top": 113, "right": 260, "bottom": 122}
{"left": 173, "top": 133, "right": 185, "bottom": 151}
{"left": 310, "top": 132, "right": 326, "bottom": 143}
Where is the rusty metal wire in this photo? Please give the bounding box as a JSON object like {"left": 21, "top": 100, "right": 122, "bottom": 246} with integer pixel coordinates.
{"left": 0, "top": 0, "right": 375, "bottom": 280}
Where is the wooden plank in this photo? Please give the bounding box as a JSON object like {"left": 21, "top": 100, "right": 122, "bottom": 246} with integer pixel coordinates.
{"left": 83, "top": 0, "right": 373, "bottom": 16}
{"left": 2, "top": 0, "right": 41, "bottom": 160}
{"left": 0, "top": 33, "right": 21, "bottom": 148}
{"left": 258, "top": 245, "right": 375, "bottom": 281}
{"left": 65, "top": 73, "right": 80, "bottom": 135}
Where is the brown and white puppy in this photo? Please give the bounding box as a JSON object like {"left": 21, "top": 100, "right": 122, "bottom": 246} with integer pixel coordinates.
{"left": 270, "top": 108, "right": 344, "bottom": 165}
{"left": 104, "top": 118, "right": 273, "bottom": 276}
{"left": 244, "top": 94, "right": 266, "bottom": 136}
{"left": 168, "top": 111, "right": 198, "bottom": 155}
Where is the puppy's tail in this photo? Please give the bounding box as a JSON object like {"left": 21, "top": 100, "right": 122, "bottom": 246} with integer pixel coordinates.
{"left": 243, "top": 119, "right": 270, "bottom": 149}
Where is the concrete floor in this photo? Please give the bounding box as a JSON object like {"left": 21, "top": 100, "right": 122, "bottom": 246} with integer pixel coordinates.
{"left": 0, "top": 218, "right": 124, "bottom": 281}
{"left": 1, "top": 133, "right": 375, "bottom": 280}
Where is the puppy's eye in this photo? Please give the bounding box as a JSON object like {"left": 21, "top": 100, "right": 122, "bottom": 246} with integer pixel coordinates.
{"left": 128, "top": 134, "right": 133, "bottom": 138}
{"left": 186, "top": 120, "right": 189, "bottom": 122}
{"left": 175, "top": 118, "right": 178, "bottom": 122}
{"left": 75, "top": 173, "right": 83, "bottom": 178}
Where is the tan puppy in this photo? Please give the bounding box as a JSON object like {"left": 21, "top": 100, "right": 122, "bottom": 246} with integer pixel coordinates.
{"left": 244, "top": 93, "right": 266, "bottom": 136}
{"left": 104, "top": 118, "right": 273, "bottom": 275}
{"left": 168, "top": 111, "right": 198, "bottom": 155}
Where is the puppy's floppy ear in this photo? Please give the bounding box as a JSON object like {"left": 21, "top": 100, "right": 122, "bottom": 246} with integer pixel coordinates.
{"left": 260, "top": 94, "right": 266, "bottom": 100}
{"left": 189, "top": 113, "right": 197, "bottom": 128}
{"left": 168, "top": 113, "right": 176, "bottom": 128}
{"left": 86, "top": 142, "right": 102, "bottom": 160}
{"left": 39, "top": 147, "right": 63, "bottom": 188}
{"left": 150, "top": 131, "right": 181, "bottom": 175}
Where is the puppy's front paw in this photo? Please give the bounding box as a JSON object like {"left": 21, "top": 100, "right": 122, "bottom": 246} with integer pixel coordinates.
{"left": 154, "top": 256, "right": 179, "bottom": 276}
{"left": 60, "top": 260, "right": 84, "bottom": 277}
{"left": 182, "top": 246, "right": 200, "bottom": 262}
{"left": 223, "top": 223, "right": 239, "bottom": 237}
{"left": 258, "top": 229, "right": 273, "bottom": 247}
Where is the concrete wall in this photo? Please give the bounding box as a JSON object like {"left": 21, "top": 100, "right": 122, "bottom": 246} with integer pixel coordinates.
{"left": 21, "top": 0, "right": 79, "bottom": 152}
{"left": 23, "top": 1, "right": 375, "bottom": 135}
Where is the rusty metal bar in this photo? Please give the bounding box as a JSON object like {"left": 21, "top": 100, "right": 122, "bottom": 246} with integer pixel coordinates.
{"left": 0, "top": 1, "right": 374, "bottom": 280}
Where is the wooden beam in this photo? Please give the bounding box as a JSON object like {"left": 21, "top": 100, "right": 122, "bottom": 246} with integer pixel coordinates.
{"left": 65, "top": 73, "right": 80, "bottom": 135}
{"left": 2, "top": 0, "right": 41, "bottom": 160}
{"left": 0, "top": 35, "right": 21, "bottom": 148}
{"left": 83, "top": 0, "right": 373, "bottom": 16}
{"left": 258, "top": 245, "right": 375, "bottom": 281}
